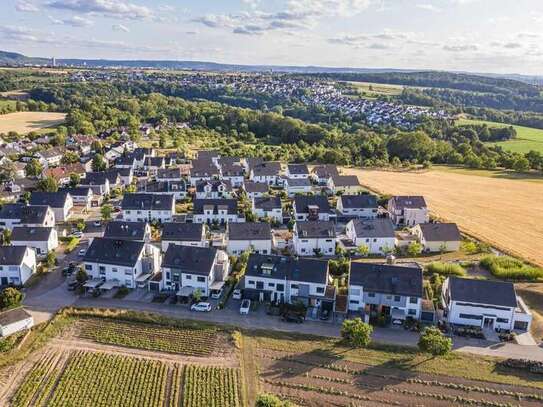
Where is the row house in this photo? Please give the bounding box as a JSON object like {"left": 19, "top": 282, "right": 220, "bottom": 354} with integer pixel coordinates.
{"left": 242, "top": 181, "right": 268, "bottom": 199}
{"left": 0, "top": 204, "right": 55, "bottom": 229}
{"left": 35, "top": 148, "right": 63, "bottom": 168}
{"left": 387, "top": 196, "right": 429, "bottom": 227}
{"left": 283, "top": 178, "right": 313, "bottom": 197}
{"left": 293, "top": 221, "right": 336, "bottom": 257}
{"left": 80, "top": 172, "right": 111, "bottom": 197}
{"left": 121, "top": 193, "right": 175, "bottom": 223}
{"left": 143, "top": 156, "right": 166, "bottom": 176}
{"left": 156, "top": 168, "right": 183, "bottom": 182}
{"left": 104, "top": 221, "right": 151, "bottom": 242}
{"left": 59, "top": 187, "right": 96, "bottom": 209}
{"left": 221, "top": 163, "right": 245, "bottom": 187}
{"left": 293, "top": 195, "right": 331, "bottom": 221}
{"left": 141, "top": 180, "right": 187, "bottom": 200}
{"left": 311, "top": 164, "right": 339, "bottom": 185}
{"left": 0, "top": 246, "right": 37, "bottom": 286}
{"left": 29, "top": 191, "right": 73, "bottom": 222}
{"left": 189, "top": 160, "right": 220, "bottom": 186}
{"left": 411, "top": 223, "right": 461, "bottom": 253}
{"left": 108, "top": 167, "right": 133, "bottom": 186}
{"left": 327, "top": 175, "right": 361, "bottom": 195}
{"left": 345, "top": 218, "right": 396, "bottom": 255}
{"left": 252, "top": 196, "right": 282, "bottom": 223}
{"left": 337, "top": 194, "right": 378, "bottom": 219}
{"left": 195, "top": 180, "right": 234, "bottom": 200}
{"left": 285, "top": 164, "right": 309, "bottom": 179}
{"left": 250, "top": 162, "right": 282, "bottom": 185}
{"left": 161, "top": 222, "right": 207, "bottom": 252}
{"left": 11, "top": 226, "right": 59, "bottom": 257}
{"left": 226, "top": 222, "right": 272, "bottom": 256}
{"left": 192, "top": 199, "right": 242, "bottom": 224}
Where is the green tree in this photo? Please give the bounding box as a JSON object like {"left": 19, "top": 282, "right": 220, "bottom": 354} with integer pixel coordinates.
{"left": 37, "top": 176, "right": 59, "bottom": 192}
{"left": 513, "top": 156, "right": 530, "bottom": 173}
{"left": 0, "top": 287, "right": 23, "bottom": 310}
{"left": 357, "top": 244, "right": 370, "bottom": 257}
{"left": 92, "top": 154, "right": 107, "bottom": 172}
{"left": 193, "top": 288, "right": 203, "bottom": 303}
{"left": 46, "top": 251, "right": 56, "bottom": 269}
{"left": 69, "top": 173, "right": 80, "bottom": 188}
{"left": 0, "top": 160, "right": 16, "bottom": 182}
{"left": 341, "top": 318, "right": 373, "bottom": 347}
{"left": 1, "top": 229, "right": 11, "bottom": 245}
{"left": 76, "top": 268, "right": 88, "bottom": 284}
{"left": 407, "top": 241, "right": 423, "bottom": 257}
{"left": 20, "top": 191, "right": 31, "bottom": 204}
{"left": 25, "top": 159, "right": 43, "bottom": 177}
{"left": 255, "top": 393, "right": 294, "bottom": 407}
{"left": 100, "top": 204, "right": 113, "bottom": 221}
{"left": 418, "top": 326, "right": 452, "bottom": 356}
{"left": 61, "top": 150, "right": 80, "bottom": 164}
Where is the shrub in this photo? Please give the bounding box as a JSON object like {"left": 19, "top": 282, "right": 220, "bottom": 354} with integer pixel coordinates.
{"left": 480, "top": 256, "right": 543, "bottom": 281}
{"left": 0, "top": 287, "right": 23, "bottom": 310}
{"left": 256, "top": 393, "right": 295, "bottom": 407}
{"left": 418, "top": 326, "right": 452, "bottom": 356}
{"left": 341, "top": 318, "right": 373, "bottom": 347}
{"left": 425, "top": 262, "right": 466, "bottom": 276}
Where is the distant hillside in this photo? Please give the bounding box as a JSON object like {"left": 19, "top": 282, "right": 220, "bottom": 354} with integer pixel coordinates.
{"left": 0, "top": 50, "right": 49, "bottom": 66}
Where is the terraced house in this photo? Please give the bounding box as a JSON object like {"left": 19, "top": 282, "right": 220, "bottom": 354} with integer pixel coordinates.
{"left": 0, "top": 246, "right": 37, "bottom": 286}
{"left": 0, "top": 204, "right": 55, "bottom": 229}
{"left": 226, "top": 222, "right": 272, "bottom": 255}
{"left": 121, "top": 193, "right": 175, "bottom": 223}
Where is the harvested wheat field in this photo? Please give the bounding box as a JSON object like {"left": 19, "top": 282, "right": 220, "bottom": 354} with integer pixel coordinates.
{"left": 0, "top": 111, "right": 66, "bottom": 134}
{"left": 342, "top": 167, "right": 543, "bottom": 267}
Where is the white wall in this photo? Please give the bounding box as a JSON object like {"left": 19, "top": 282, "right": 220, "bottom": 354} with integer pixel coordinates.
{"left": 293, "top": 236, "right": 335, "bottom": 256}
{"left": 161, "top": 240, "right": 208, "bottom": 252}
{"left": 12, "top": 229, "right": 59, "bottom": 257}
{"left": 0, "top": 316, "right": 34, "bottom": 337}
{"left": 123, "top": 209, "right": 174, "bottom": 223}
{"left": 227, "top": 239, "right": 272, "bottom": 255}
{"left": 0, "top": 248, "right": 36, "bottom": 285}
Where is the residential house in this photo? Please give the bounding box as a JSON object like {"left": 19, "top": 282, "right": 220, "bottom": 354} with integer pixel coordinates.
{"left": 220, "top": 162, "right": 245, "bottom": 187}
{"left": 161, "top": 222, "right": 207, "bottom": 252}
{"left": 114, "top": 155, "right": 137, "bottom": 169}
{"left": 243, "top": 254, "right": 334, "bottom": 315}
{"left": 442, "top": 277, "right": 532, "bottom": 332}
{"left": 36, "top": 148, "right": 63, "bottom": 168}
{"left": 121, "top": 193, "right": 175, "bottom": 223}
{"left": 387, "top": 196, "right": 429, "bottom": 227}
{"left": 107, "top": 167, "right": 133, "bottom": 186}
{"left": 189, "top": 160, "right": 220, "bottom": 186}
{"left": 143, "top": 156, "right": 166, "bottom": 176}
{"left": 412, "top": 223, "right": 462, "bottom": 253}
{"left": 348, "top": 263, "right": 424, "bottom": 322}
{"left": 192, "top": 199, "right": 242, "bottom": 224}
{"left": 161, "top": 245, "right": 230, "bottom": 296}
{"left": 0, "top": 246, "right": 37, "bottom": 286}
{"left": 156, "top": 168, "right": 182, "bottom": 182}
{"left": 226, "top": 222, "right": 272, "bottom": 255}
{"left": 286, "top": 164, "right": 310, "bottom": 179}
{"left": 104, "top": 170, "right": 122, "bottom": 190}
{"left": 337, "top": 194, "right": 378, "bottom": 219}
{"left": 293, "top": 221, "right": 336, "bottom": 256}
{"left": 0, "top": 308, "right": 34, "bottom": 337}
{"left": 80, "top": 172, "right": 110, "bottom": 197}
{"left": 283, "top": 178, "right": 313, "bottom": 196}
{"left": 252, "top": 196, "right": 282, "bottom": 223}
{"left": 59, "top": 187, "right": 96, "bottom": 209}
{"left": 104, "top": 221, "right": 151, "bottom": 242}
{"left": 250, "top": 162, "right": 282, "bottom": 185}
{"left": 29, "top": 191, "right": 73, "bottom": 222}
{"left": 0, "top": 204, "right": 55, "bottom": 229}
{"left": 242, "top": 181, "right": 268, "bottom": 199}
{"left": 327, "top": 175, "right": 361, "bottom": 194}
{"left": 345, "top": 218, "right": 397, "bottom": 254}
{"left": 140, "top": 180, "right": 187, "bottom": 200}
{"left": 195, "top": 180, "right": 234, "bottom": 199}
{"left": 44, "top": 163, "right": 86, "bottom": 186}
{"left": 293, "top": 195, "right": 331, "bottom": 221}
{"left": 11, "top": 226, "right": 59, "bottom": 257}
{"left": 196, "top": 150, "right": 220, "bottom": 166}
{"left": 83, "top": 237, "right": 161, "bottom": 289}
{"left": 311, "top": 164, "right": 339, "bottom": 185}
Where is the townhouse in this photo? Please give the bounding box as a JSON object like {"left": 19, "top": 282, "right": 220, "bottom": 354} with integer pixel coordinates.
{"left": 411, "top": 223, "right": 461, "bottom": 253}
{"left": 0, "top": 204, "right": 55, "bottom": 229}
{"left": 0, "top": 246, "right": 37, "bottom": 286}
{"left": 121, "top": 193, "right": 175, "bottom": 223}
{"left": 156, "top": 168, "right": 182, "bottom": 182}
{"left": 44, "top": 163, "right": 86, "bottom": 186}
{"left": 242, "top": 181, "right": 269, "bottom": 199}
{"left": 442, "top": 277, "right": 532, "bottom": 332}
{"left": 220, "top": 162, "right": 245, "bottom": 187}
{"left": 311, "top": 164, "right": 339, "bottom": 185}
{"left": 83, "top": 237, "right": 161, "bottom": 289}
{"left": 293, "top": 221, "right": 336, "bottom": 256}
{"left": 143, "top": 156, "right": 166, "bottom": 176}
{"left": 189, "top": 160, "right": 221, "bottom": 186}
{"left": 252, "top": 196, "right": 282, "bottom": 223}
{"left": 348, "top": 263, "right": 424, "bottom": 321}
{"left": 387, "top": 196, "right": 429, "bottom": 227}
{"left": 327, "top": 175, "right": 361, "bottom": 195}
{"left": 80, "top": 172, "right": 111, "bottom": 197}
{"left": 337, "top": 194, "right": 378, "bottom": 219}
{"left": 293, "top": 195, "right": 331, "bottom": 221}
{"left": 59, "top": 187, "right": 95, "bottom": 209}
{"left": 114, "top": 155, "right": 137, "bottom": 169}
{"left": 243, "top": 254, "right": 334, "bottom": 314}
{"left": 11, "top": 226, "right": 59, "bottom": 257}
{"left": 36, "top": 148, "right": 63, "bottom": 168}
{"left": 108, "top": 167, "right": 133, "bottom": 186}
{"left": 161, "top": 245, "right": 230, "bottom": 296}
{"left": 226, "top": 222, "right": 272, "bottom": 255}
{"left": 104, "top": 170, "right": 122, "bottom": 190}
{"left": 250, "top": 162, "right": 282, "bottom": 185}
{"left": 283, "top": 178, "right": 313, "bottom": 197}
{"left": 141, "top": 180, "right": 187, "bottom": 200}
{"left": 192, "top": 199, "right": 242, "bottom": 224}
{"left": 345, "top": 218, "right": 396, "bottom": 255}
{"left": 29, "top": 191, "right": 73, "bottom": 222}
{"left": 285, "top": 164, "right": 310, "bottom": 179}
{"left": 195, "top": 180, "right": 234, "bottom": 199}
{"left": 104, "top": 221, "right": 151, "bottom": 242}
{"left": 161, "top": 222, "right": 207, "bottom": 252}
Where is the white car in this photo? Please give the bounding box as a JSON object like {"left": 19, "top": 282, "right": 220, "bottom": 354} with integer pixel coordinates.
{"left": 210, "top": 288, "right": 223, "bottom": 299}
{"left": 240, "top": 299, "right": 251, "bottom": 315}
{"left": 93, "top": 220, "right": 101, "bottom": 227}
{"left": 191, "top": 302, "right": 212, "bottom": 312}
{"left": 72, "top": 231, "right": 83, "bottom": 238}
{"left": 232, "top": 289, "right": 242, "bottom": 300}
{"left": 78, "top": 248, "right": 87, "bottom": 257}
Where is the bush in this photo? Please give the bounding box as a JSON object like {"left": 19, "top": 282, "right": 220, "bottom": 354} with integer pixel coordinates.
{"left": 425, "top": 262, "right": 466, "bottom": 276}
{"left": 255, "top": 393, "right": 295, "bottom": 407}
{"left": 63, "top": 236, "right": 80, "bottom": 253}
{"left": 418, "top": 326, "right": 452, "bottom": 356}
{"left": 0, "top": 287, "right": 23, "bottom": 310}
{"left": 480, "top": 256, "right": 543, "bottom": 281}
{"left": 341, "top": 318, "right": 373, "bottom": 347}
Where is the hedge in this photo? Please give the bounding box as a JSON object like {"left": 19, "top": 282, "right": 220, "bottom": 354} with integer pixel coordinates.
{"left": 480, "top": 256, "right": 543, "bottom": 281}
{"left": 425, "top": 262, "right": 465, "bottom": 276}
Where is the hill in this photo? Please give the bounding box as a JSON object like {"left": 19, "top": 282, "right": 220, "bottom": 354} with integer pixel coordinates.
{"left": 0, "top": 50, "right": 49, "bottom": 66}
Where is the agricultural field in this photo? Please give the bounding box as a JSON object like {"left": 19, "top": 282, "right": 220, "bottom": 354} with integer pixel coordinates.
{"left": 0, "top": 111, "right": 66, "bottom": 134}
{"left": 457, "top": 118, "right": 543, "bottom": 153}
{"left": 343, "top": 167, "right": 543, "bottom": 268}
{"left": 350, "top": 81, "right": 404, "bottom": 97}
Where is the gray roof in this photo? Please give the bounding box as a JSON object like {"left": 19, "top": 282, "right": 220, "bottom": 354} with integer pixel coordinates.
{"left": 190, "top": 160, "right": 219, "bottom": 177}
{"left": 30, "top": 192, "right": 70, "bottom": 208}
{"left": 243, "top": 181, "right": 268, "bottom": 193}
{"left": 162, "top": 245, "right": 217, "bottom": 276}
{"left": 0, "top": 204, "right": 50, "bottom": 224}
{"left": 0, "top": 246, "right": 27, "bottom": 265}
{"left": 11, "top": 226, "right": 54, "bottom": 242}
{"left": 331, "top": 175, "right": 360, "bottom": 187}
{"left": 286, "top": 178, "right": 312, "bottom": 187}
{"left": 195, "top": 180, "right": 232, "bottom": 193}
{"left": 287, "top": 164, "right": 309, "bottom": 175}
{"left": 448, "top": 277, "right": 517, "bottom": 308}
{"left": 419, "top": 223, "right": 461, "bottom": 242}
{"left": 252, "top": 162, "right": 281, "bottom": 176}
{"left": 221, "top": 163, "right": 244, "bottom": 176}
{"left": 142, "top": 180, "right": 186, "bottom": 194}
{"left": 83, "top": 237, "right": 145, "bottom": 267}
{"left": 157, "top": 168, "right": 182, "bottom": 179}
{"left": 0, "top": 308, "right": 32, "bottom": 327}
{"left": 59, "top": 187, "right": 92, "bottom": 198}
{"left": 162, "top": 222, "right": 204, "bottom": 241}
{"left": 114, "top": 155, "right": 136, "bottom": 166}
{"left": 81, "top": 172, "right": 108, "bottom": 185}
{"left": 104, "top": 221, "right": 148, "bottom": 241}
{"left": 294, "top": 195, "right": 330, "bottom": 213}
{"left": 121, "top": 193, "right": 174, "bottom": 211}
{"left": 390, "top": 195, "right": 427, "bottom": 209}
{"left": 144, "top": 156, "right": 165, "bottom": 167}
{"left": 228, "top": 222, "right": 271, "bottom": 241}
{"left": 245, "top": 253, "right": 328, "bottom": 285}
{"left": 296, "top": 221, "right": 336, "bottom": 238}
{"left": 340, "top": 194, "right": 378, "bottom": 209}
{"left": 193, "top": 199, "right": 237, "bottom": 215}
{"left": 312, "top": 164, "right": 339, "bottom": 178}
{"left": 352, "top": 218, "right": 395, "bottom": 238}
{"left": 254, "top": 196, "right": 281, "bottom": 210}
{"left": 350, "top": 263, "right": 423, "bottom": 298}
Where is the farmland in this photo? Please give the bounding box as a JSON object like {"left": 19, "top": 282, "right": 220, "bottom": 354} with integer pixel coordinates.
{"left": 349, "top": 81, "right": 404, "bottom": 97}
{"left": 0, "top": 111, "right": 66, "bottom": 134}
{"left": 343, "top": 166, "right": 543, "bottom": 267}
{"left": 457, "top": 118, "right": 543, "bottom": 153}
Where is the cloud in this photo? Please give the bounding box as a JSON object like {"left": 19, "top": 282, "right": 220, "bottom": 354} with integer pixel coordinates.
{"left": 490, "top": 41, "right": 523, "bottom": 49}
{"left": 112, "top": 23, "right": 130, "bottom": 32}
{"left": 416, "top": 4, "right": 441, "bottom": 12}
{"left": 50, "top": 15, "right": 94, "bottom": 27}
{"left": 327, "top": 30, "right": 412, "bottom": 47}
{"left": 46, "top": 0, "right": 152, "bottom": 20}
{"left": 443, "top": 44, "right": 478, "bottom": 52}
{"left": 15, "top": 0, "right": 39, "bottom": 12}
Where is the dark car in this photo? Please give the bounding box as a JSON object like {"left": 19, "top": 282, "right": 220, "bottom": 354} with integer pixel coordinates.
{"left": 319, "top": 309, "right": 330, "bottom": 321}
{"left": 67, "top": 280, "right": 80, "bottom": 291}
{"left": 282, "top": 312, "right": 304, "bottom": 324}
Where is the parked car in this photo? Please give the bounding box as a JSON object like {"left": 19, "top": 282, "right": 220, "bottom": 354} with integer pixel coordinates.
{"left": 210, "top": 288, "right": 223, "bottom": 299}
{"left": 191, "top": 302, "right": 212, "bottom": 312}
{"left": 93, "top": 220, "right": 101, "bottom": 227}
{"left": 240, "top": 299, "right": 251, "bottom": 315}
{"left": 282, "top": 311, "right": 304, "bottom": 324}
{"left": 78, "top": 248, "right": 86, "bottom": 256}
{"left": 232, "top": 289, "right": 242, "bottom": 300}
{"left": 67, "top": 280, "right": 80, "bottom": 291}
{"left": 319, "top": 309, "right": 330, "bottom": 321}
{"left": 71, "top": 231, "right": 83, "bottom": 238}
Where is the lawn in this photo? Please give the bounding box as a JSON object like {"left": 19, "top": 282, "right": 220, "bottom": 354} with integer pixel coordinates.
{"left": 457, "top": 118, "right": 543, "bottom": 153}
{"left": 0, "top": 111, "right": 66, "bottom": 134}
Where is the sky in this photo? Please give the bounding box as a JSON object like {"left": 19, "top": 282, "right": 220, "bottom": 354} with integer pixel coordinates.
{"left": 1, "top": 0, "right": 543, "bottom": 74}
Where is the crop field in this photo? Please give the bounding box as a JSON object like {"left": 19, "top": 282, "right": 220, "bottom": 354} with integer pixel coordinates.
{"left": 183, "top": 365, "right": 242, "bottom": 407}
{"left": 350, "top": 81, "right": 405, "bottom": 97}
{"left": 457, "top": 118, "right": 543, "bottom": 153}
{"left": 0, "top": 111, "right": 66, "bottom": 134}
{"left": 343, "top": 167, "right": 543, "bottom": 267}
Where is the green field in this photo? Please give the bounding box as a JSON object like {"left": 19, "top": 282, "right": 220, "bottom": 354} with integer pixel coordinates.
{"left": 457, "top": 118, "right": 543, "bottom": 153}
{"left": 349, "top": 81, "right": 404, "bottom": 98}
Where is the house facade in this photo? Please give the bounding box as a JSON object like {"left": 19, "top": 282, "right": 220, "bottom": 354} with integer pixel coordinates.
{"left": 0, "top": 246, "right": 37, "bottom": 286}
{"left": 293, "top": 221, "right": 336, "bottom": 256}
{"left": 345, "top": 218, "right": 396, "bottom": 255}
{"left": 337, "top": 195, "right": 378, "bottom": 219}
{"left": 412, "top": 223, "right": 461, "bottom": 253}
{"left": 161, "top": 222, "right": 208, "bottom": 252}
{"left": 293, "top": 195, "right": 331, "bottom": 221}
{"left": 0, "top": 204, "right": 55, "bottom": 229}
{"left": 226, "top": 222, "right": 272, "bottom": 255}
{"left": 192, "top": 199, "right": 242, "bottom": 224}
{"left": 252, "top": 196, "right": 282, "bottom": 223}
{"left": 11, "top": 226, "right": 59, "bottom": 257}
{"left": 121, "top": 193, "right": 175, "bottom": 223}
{"left": 387, "top": 196, "right": 429, "bottom": 227}
{"left": 29, "top": 192, "right": 73, "bottom": 222}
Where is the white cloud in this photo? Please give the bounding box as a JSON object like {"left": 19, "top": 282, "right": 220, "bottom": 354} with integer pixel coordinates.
{"left": 15, "top": 0, "right": 39, "bottom": 12}
{"left": 443, "top": 44, "right": 478, "bottom": 52}
{"left": 46, "top": 0, "right": 152, "bottom": 20}
{"left": 112, "top": 23, "right": 130, "bottom": 32}
{"left": 50, "top": 15, "right": 94, "bottom": 27}
{"left": 416, "top": 4, "right": 441, "bottom": 12}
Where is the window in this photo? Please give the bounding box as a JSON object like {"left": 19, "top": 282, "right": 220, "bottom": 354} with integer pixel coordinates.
{"left": 166, "top": 272, "right": 171, "bottom": 280}
{"left": 350, "top": 288, "right": 361, "bottom": 296}
{"left": 350, "top": 300, "right": 359, "bottom": 304}
{"left": 10, "top": 277, "right": 20, "bottom": 284}
{"left": 409, "top": 297, "right": 418, "bottom": 304}
{"left": 316, "top": 287, "right": 324, "bottom": 294}
{"left": 112, "top": 267, "right": 118, "bottom": 273}
{"left": 276, "top": 284, "right": 284, "bottom": 292}
{"left": 459, "top": 313, "right": 482, "bottom": 320}
{"left": 373, "top": 238, "right": 377, "bottom": 242}
{"left": 268, "top": 282, "right": 275, "bottom": 288}
{"left": 497, "top": 318, "right": 509, "bottom": 323}
{"left": 186, "top": 275, "right": 192, "bottom": 280}
{"left": 99, "top": 266, "right": 106, "bottom": 275}
{"left": 408, "top": 309, "right": 416, "bottom": 315}
{"left": 197, "top": 277, "right": 205, "bottom": 282}
{"left": 125, "top": 279, "right": 132, "bottom": 287}
{"left": 394, "top": 295, "right": 401, "bottom": 302}
{"left": 367, "top": 292, "right": 375, "bottom": 298}
{"left": 124, "top": 269, "right": 132, "bottom": 276}
{"left": 247, "top": 280, "right": 255, "bottom": 286}
{"left": 85, "top": 264, "right": 92, "bottom": 271}
{"left": 365, "top": 238, "right": 370, "bottom": 243}
{"left": 172, "top": 274, "right": 180, "bottom": 282}
{"left": 256, "top": 281, "right": 264, "bottom": 290}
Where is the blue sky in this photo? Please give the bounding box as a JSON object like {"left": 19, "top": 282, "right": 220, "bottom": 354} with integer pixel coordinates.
{"left": 1, "top": 0, "right": 543, "bottom": 74}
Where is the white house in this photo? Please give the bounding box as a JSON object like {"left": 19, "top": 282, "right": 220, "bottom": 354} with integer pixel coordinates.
{"left": 220, "top": 163, "right": 245, "bottom": 187}
{"left": 195, "top": 180, "right": 234, "bottom": 199}
{"left": 156, "top": 168, "right": 182, "bottom": 182}
{"left": 161, "top": 222, "right": 208, "bottom": 252}
{"left": 345, "top": 218, "right": 396, "bottom": 255}
{"left": 348, "top": 263, "right": 424, "bottom": 322}
{"left": 83, "top": 238, "right": 161, "bottom": 289}
{"left": 0, "top": 308, "right": 34, "bottom": 337}
{"left": 311, "top": 164, "right": 339, "bottom": 185}
{"left": 387, "top": 196, "right": 429, "bottom": 227}
{"left": 249, "top": 162, "right": 282, "bottom": 185}
{"left": 161, "top": 245, "right": 230, "bottom": 296}
{"left": 80, "top": 172, "right": 111, "bottom": 197}
{"left": 11, "top": 226, "right": 59, "bottom": 257}
{"left": 285, "top": 164, "right": 310, "bottom": 179}
{"left": 226, "top": 222, "right": 272, "bottom": 255}
{"left": 59, "top": 187, "right": 94, "bottom": 210}
{"left": 29, "top": 192, "right": 73, "bottom": 222}
{"left": 104, "top": 221, "right": 151, "bottom": 242}
{"left": 141, "top": 180, "right": 188, "bottom": 201}
{"left": 121, "top": 193, "right": 175, "bottom": 223}
{"left": 192, "top": 199, "right": 243, "bottom": 224}
{"left": 327, "top": 175, "right": 361, "bottom": 195}
{"left": 337, "top": 195, "right": 378, "bottom": 219}
{"left": 411, "top": 223, "right": 462, "bottom": 253}
{"left": 283, "top": 178, "right": 313, "bottom": 197}
{"left": 293, "top": 221, "right": 336, "bottom": 256}
{"left": 189, "top": 160, "right": 221, "bottom": 186}
{"left": 293, "top": 195, "right": 331, "bottom": 221}
{"left": 0, "top": 246, "right": 37, "bottom": 286}
{"left": 252, "top": 196, "right": 282, "bottom": 223}
{"left": 442, "top": 277, "right": 532, "bottom": 332}
{"left": 242, "top": 181, "right": 269, "bottom": 199}
{"left": 0, "top": 204, "right": 55, "bottom": 230}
